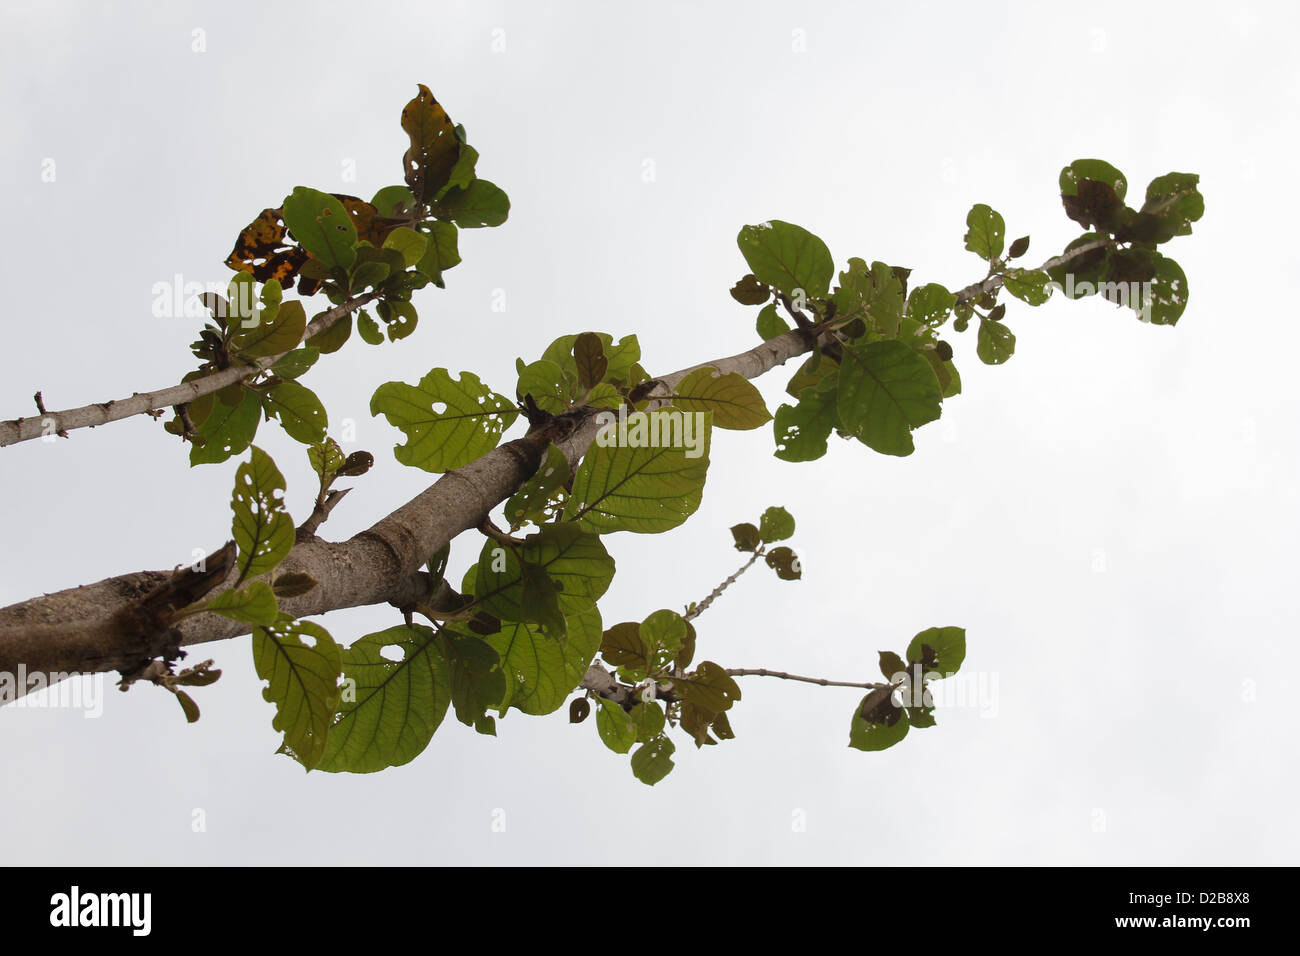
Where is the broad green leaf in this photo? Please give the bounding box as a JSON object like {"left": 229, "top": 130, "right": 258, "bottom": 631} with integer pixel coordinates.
{"left": 282, "top": 187, "right": 358, "bottom": 271}
{"left": 906, "top": 283, "right": 956, "bottom": 327}
{"left": 671, "top": 367, "right": 771, "bottom": 430}
{"left": 307, "top": 437, "right": 345, "bottom": 480}
{"left": 253, "top": 618, "right": 342, "bottom": 771}
{"left": 595, "top": 697, "right": 636, "bottom": 754}
{"left": 736, "top": 220, "right": 834, "bottom": 298}
{"left": 231, "top": 299, "right": 307, "bottom": 360}
{"left": 434, "top": 178, "right": 510, "bottom": 227}
{"left": 564, "top": 411, "right": 712, "bottom": 534}
{"left": 675, "top": 661, "right": 741, "bottom": 715}
{"left": 773, "top": 376, "right": 839, "bottom": 462}
{"left": 630, "top": 735, "right": 676, "bottom": 785}
{"left": 370, "top": 184, "right": 417, "bottom": 217}
{"left": 416, "top": 221, "right": 461, "bottom": 280}
{"left": 849, "top": 698, "right": 910, "bottom": 752}
{"left": 1060, "top": 159, "right": 1127, "bottom": 201}
{"left": 384, "top": 300, "right": 418, "bottom": 341}
{"left": 573, "top": 332, "right": 609, "bottom": 390}
{"left": 305, "top": 312, "right": 351, "bottom": 354}
{"left": 964, "top": 204, "right": 1006, "bottom": 261}
{"left": 205, "top": 581, "right": 279, "bottom": 625}
{"left": 905, "top": 626, "right": 967, "bottom": 674}
{"left": 381, "top": 226, "right": 428, "bottom": 267}
{"left": 837, "top": 340, "right": 942, "bottom": 456}
{"left": 370, "top": 368, "right": 518, "bottom": 472}
{"left": 1140, "top": 172, "right": 1203, "bottom": 239}
{"left": 357, "top": 310, "right": 384, "bottom": 345}
{"left": 261, "top": 380, "right": 328, "bottom": 444}
{"left": 756, "top": 302, "right": 790, "bottom": 340}
{"left": 434, "top": 142, "right": 480, "bottom": 201}
{"left": 481, "top": 605, "right": 603, "bottom": 715}
{"left": 977, "top": 319, "right": 1016, "bottom": 365}
{"left": 758, "top": 505, "right": 795, "bottom": 542}
{"left": 317, "top": 624, "right": 451, "bottom": 773}
{"left": 190, "top": 387, "right": 261, "bottom": 465}
{"left": 270, "top": 347, "right": 319, "bottom": 380}
{"left": 1003, "top": 268, "right": 1053, "bottom": 306}
{"left": 230, "top": 446, "right": 294, "bottom": 582}
{"left": 1135, "top": 254, "right": 1189, "bottom": 326}
{"left": 472, "top": 523, "right": 615, "bottom": 624}
{"left": 438, "top": 630, "right": 506, "bottom": 732}
{"left": 629, "top": 701, "right": 666, "bottom": 742}
{"left": 516, "top": 359, "right": 574, "bottom": 414}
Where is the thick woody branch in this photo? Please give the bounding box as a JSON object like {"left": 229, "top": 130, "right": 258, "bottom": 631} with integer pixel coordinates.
{"left": 0, "top": 290, "right": 382, "bottom": 447}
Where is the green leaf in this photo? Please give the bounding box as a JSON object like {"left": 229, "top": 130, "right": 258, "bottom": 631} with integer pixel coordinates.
{"left": 357, "top": 310, "right": 384, "bottom": 345}
{"left": 282, "top": 187, "right": 358, "bottom": 271}
{"left": 564, "top": 411, "right": 712, "bottom": 534}
{"left": 305, "top": 312, "right": 351, "bottom": 354}
{"left": 472, "top": 523, "right": 615, "bottom": 625}
{"left": 629, "top": 701, "right": 666, "bottom": 742}
{"left": 1135, "top": 254, "right": 1189, "bottom": 326}
{"left": 434, "top": 142, "right": 480, "bottom": 201}
{"left": 736, "top": 220, "right": 834, "bottom": 298}
{"left": 849, "top": 695, "right": 910, "bottom": 752}
{"left": 905, "top": 626, "right": 966, "bottom": 674}
{"left": 231, "top": 299, "right": 307, "bottom": 360}
{"left": 205, "top": 581, "right": 279, "bottom": 625}
{"left": 261, "top": 380, "right": 328, "bottom": 444}
{"left": 269, "top": 347, "right": 319, "bottom": 380}
{"left": 595, "top": 698, "right": 636, "bottom": 754}
{"left": 307, "top": 437, "right": 345, "bottom": 481}
{"left": 773, "top": 376, "right": 839, "bottom": 462}
{"left": 433, "top": 178, "right": 510, "bottom": 227}
{"left": 964, "top": 204, "right": 1006, "bottom": 261}
{"left": 1140, "top": 172, "right": 1203, "bottom": 239}
{"left": 370, "top": 368, "right": 519, "bottom": 472}
{"left": 416, "top": 221, "right": 461, "bottom": 281}
{"left": 630, "top": 735, "right": 676, "bottom": 785}
{"left": 675, "top": 661, "right": 741, "bottom": 715}
{"left": 758, "top": 505, "right": 795, "bottom": 543}
{"left": 381, "top": 226, "right": 428, "bottom": 267}
{"left": 671, "top": 367, "right": 771, "bottom": 430}
{"left": 384, "top": 300, "right": 418, "bottom": 341}
{"left": 230, "top": 446, "right": 294, "bottom": 582}
{"left": 756, "top": 302, "right": 790, "bottom": 340}
{"left": 906, "top": 283, "right": 956, "bottom": 327}
{"left": 976, "top": 319, "right": 1016, "bottom": 365}
{"left": 504, "top": 443, "right": 570, "bottom": 529}
{"left": 253, "top": 618, "right": 342, "bottom": 771}
{"left": 1060, "top": 159, "right": 1127, "bottom": 201}
{"left": 437, "top": 630, "right": 507, "bottom": 731}
{"left": 481, "top": 605, "right": 604, "bottom": 715}
{"left": 316, "top": 624, "right": 451, "bottom": 773}
{"left": 837, "top": 340, "right": 942, "bottom": 456}
{"left": 370, "top": 184, "right": 417, "bottom": 217}
{"left": 516, "top": 359, "right": 573, "bottom": 415}
{"left": 190, "top": 387, "right": 261, "bottom": 465}
{"left": 1002, "top": 268, "right": 1053, "bottom": 306}
{"left": 878, "top": 650, "right": 907, "bottom": 680}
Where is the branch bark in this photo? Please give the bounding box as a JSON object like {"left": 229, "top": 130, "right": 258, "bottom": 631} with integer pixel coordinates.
{"left": 0, "top": 290, "right": 382, "bottom": 447}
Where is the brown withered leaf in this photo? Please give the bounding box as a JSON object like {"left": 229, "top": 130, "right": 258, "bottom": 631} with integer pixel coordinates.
{"left": 224, "top": 207, "right": 321, "bottom": 294}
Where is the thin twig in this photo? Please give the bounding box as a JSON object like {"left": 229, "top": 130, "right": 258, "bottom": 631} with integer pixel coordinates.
{"left": 685, "top": 550, "right": 762, "bottom": 622}
{"left": 724, "top": 668, "right": 890, "bottom": 691}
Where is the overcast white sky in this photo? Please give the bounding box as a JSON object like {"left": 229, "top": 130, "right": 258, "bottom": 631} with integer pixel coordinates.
{"left": 1, "top": 0, "right": 1296, "bottom": 865}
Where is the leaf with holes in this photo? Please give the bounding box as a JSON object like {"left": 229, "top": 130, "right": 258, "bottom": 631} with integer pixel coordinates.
{"left": 371, "top": 368, "right": 518, "bottom": 472}
{"left": 479, "top": 605, "right": 603, "bottom": 715}
{"left": 253, "top": 618, "right": 342, "bottom": 771}
{"left": 316, "top": 624, "right": 451, "bottom": 773}
{"left": 736, "top": 220, "right": 834, "bottom": 298}
{"left": 230, "top": 446, "right": 294, "bottom": 584}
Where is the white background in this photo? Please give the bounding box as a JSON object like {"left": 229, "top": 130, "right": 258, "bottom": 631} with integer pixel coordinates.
{"left": 1, "top": 0, "right": 1296, "bottom": 864}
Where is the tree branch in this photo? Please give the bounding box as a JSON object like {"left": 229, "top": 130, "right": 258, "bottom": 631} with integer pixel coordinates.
{"left": 0, "top": 290, "right": 382, "bottom": 447}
